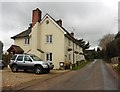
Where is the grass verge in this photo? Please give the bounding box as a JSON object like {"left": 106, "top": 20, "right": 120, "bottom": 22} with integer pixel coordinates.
{"left": 72, "top": 60, "right": 91, "bottom": 70}
{"left": 113, "top": 65, "right": 120, "bottom": 74}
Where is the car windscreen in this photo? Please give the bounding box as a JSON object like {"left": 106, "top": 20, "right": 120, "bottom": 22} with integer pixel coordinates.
{"left": 30, "top": 55, "right": 42, "bottom": 61}
{"left": 11, "top": 55, "right": 17, "bottom": 60}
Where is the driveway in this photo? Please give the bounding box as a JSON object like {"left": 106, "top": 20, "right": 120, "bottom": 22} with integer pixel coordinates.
{"left": 1, "top": 68, "right": 69, "bottom": 90}
{"left": 19, "top": 59, "right": 118, "bottom": 90}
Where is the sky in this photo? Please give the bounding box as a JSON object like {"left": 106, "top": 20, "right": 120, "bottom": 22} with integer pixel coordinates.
{"left": 0, "top": 0, "right": 119, "bottom": 52}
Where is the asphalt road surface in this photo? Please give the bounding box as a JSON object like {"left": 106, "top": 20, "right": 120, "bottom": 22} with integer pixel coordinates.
{"left": 21, "top": 59, "right": 118, "bottom": 90}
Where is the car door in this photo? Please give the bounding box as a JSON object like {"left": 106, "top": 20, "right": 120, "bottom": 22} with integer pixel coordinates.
{"left": 16, "top": 55, "right": 24, "bottom": 69}
{"left": 24, "top": 55, "right": 34, "bottom": 70}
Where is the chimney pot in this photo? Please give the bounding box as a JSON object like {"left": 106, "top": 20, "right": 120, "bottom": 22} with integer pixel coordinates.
{"left": 56, "top": 19, "right": 62, "bottom": 26}
{"left": 71, "top": 32, "right": 74, "bottom": 37}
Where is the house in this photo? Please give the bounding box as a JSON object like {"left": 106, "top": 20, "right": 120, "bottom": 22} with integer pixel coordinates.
{"left": 10, "top": 8, "right": 85, "bottom": 69}
{"left": 0, "top": 41, "right": 3, "bottom": 60}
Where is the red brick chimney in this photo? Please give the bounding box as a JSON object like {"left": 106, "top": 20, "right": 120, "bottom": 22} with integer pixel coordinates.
{"left": 56, "top": 19, "right": 62, "bottom": 26}
{"left": 32, "top": 8, "right": 42, "bottom": 27}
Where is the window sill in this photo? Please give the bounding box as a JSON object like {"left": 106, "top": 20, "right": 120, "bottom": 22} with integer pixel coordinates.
{"left": 24, "top": 44, "right": 30, "bottom": 46}
{"left": 45, "top": 43, "right": 53, "bottom": 44}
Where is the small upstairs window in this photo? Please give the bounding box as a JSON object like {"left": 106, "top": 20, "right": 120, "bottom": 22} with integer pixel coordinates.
{"left": 25, "top": 37, "right": 30, "bottom": 44}
{"left": 46, "top": 35, "right": 52, "bottom": 43}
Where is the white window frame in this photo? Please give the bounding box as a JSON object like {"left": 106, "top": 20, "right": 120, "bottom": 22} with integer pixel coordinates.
{"left": 46, "top": 35, "right": 52, "bottom": 43}
{"left": 46, "top": 52, "right": 52, "bottom": 61}
{"left": 25, "top": 37, "right": 30, "bottom": 44}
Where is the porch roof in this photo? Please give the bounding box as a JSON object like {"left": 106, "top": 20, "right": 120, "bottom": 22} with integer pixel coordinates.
{"left": 7, "top": 45, "right": 24, "bottom": 54}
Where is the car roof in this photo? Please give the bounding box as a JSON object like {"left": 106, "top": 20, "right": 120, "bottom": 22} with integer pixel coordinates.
{"left": 13, "top": 54, "right": 35, "bottom": 56}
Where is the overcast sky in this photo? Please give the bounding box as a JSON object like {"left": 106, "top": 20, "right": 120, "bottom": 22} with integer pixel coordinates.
{"left": 0, "top": 0, "right": 119, "bottom": 52}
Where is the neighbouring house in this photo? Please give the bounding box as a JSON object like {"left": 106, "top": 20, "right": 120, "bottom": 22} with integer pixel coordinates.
{"left": 10, "top": 8, "right": 85, "bottom": 69}
{"left": 0, "top": 41, "right": 3, "bottom": 60}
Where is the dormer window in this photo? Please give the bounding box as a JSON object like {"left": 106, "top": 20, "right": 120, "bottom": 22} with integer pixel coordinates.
{"left": 25, "top": 37, "right": 30, "bottom": 44}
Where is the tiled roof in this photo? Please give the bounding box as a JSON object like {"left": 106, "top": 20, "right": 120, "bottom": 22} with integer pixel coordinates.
{"left": 7, "top": 45, "right": 24, "bottom": 54}
{"left": 11, "top": 13, "right": 78, "bottom": 45}
{"left": 11, "top": 26, "right": 31, "bottom": 39}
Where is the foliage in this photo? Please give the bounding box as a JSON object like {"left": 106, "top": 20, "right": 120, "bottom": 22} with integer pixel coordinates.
{"left": 113, "top": 65, "right": 120, "bottom": 74}
{"left": 85, "top": 51, "right": 95, "bottom": 60}
{"left": 84, "top": 47, "right": 102, "bottom": 60}
{"left": 99, "top": 34, "right": 115, "bottom": 51}
{"left": 99, "top": 32, "right": 120, "bottom": 63}
{"left": 97, "top": 47, "right": 101, "bottom": 52}
{"left": 72, "top": 61, "right": 90, "bottom": 70}
{"left": 2, "top": 52, "right": 8, "bottom": 66}
{"left": 78, "top": 39, "right": 91, "bottom": 52}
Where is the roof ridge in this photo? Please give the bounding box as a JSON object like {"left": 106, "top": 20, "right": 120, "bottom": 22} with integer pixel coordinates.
{"left": 11, "top": 27, "right": 31, "bottom": 39}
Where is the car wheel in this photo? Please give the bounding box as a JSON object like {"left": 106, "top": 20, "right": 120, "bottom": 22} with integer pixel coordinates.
{"left": 34, "top": 66, "right": 43, "bottom": 74}
{"left": 11, "top": 65, "right": 18, "bottom": 72}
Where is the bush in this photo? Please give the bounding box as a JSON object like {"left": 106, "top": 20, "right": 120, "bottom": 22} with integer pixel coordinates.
{"left": 72, "top": 61, "right": 90, "bottom": 70}
{"left": 2, "top": 53, "right": 8, "bottom": 67}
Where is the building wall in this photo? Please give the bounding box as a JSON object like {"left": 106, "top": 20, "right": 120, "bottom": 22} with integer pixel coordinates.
{"left": 64, "top": 37, "right": 74, "bottom": 65}
{"left": 14, "top": 37, "right": 31, "bottom": 53}
{"left": 13, "top": 16, "right": 85, "bottom": 69}
{"left": 78, "top": 47, "right": 85, "bottom": 61}
{"left": 29, "top": 22, "right": 43, "bottom": 58}
{"left": 39, "top": 17, "right": 65, "bottom": 69}
{"left": 64, "top": 36, "right": 85, "bottom": 66}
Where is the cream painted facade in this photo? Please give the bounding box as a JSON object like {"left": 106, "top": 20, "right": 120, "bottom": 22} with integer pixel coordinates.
{"left": 12, "top": 10, "right": 85, "bottom": 69}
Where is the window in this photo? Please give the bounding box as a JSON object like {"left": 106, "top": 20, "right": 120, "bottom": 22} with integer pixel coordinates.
{"left": 25, "top": 37, "right": 30, "bottom": 44}
{"left": 11, "top": 55, "right": 17, "bottom": 60}
{"left": 46, "top": 53, "right": 52, "bottom": 61}
{"left": 24, "top": 56, "right": 32, "bottom": 61}
{"left": 46, "top": 35, "right": 52, "bottom": 43}
{"left": 17, "top": 56, "right": 23, "bottom": 61}
{"left": 30, "top": 55, "right": 42, "bottom": 61}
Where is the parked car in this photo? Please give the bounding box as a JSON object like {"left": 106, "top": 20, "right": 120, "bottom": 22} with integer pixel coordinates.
{"left": 0, "top": 60, "right": 4, "bottom": 69}
{"left": 9, "top": 54, "right": 54, "bottom": 74}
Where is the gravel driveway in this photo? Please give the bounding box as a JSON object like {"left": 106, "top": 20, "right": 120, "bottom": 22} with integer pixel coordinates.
{"left": 1, "top": 67, "right": 69, "bottom": 90}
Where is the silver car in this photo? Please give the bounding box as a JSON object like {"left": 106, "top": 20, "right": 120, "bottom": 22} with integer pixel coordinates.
{"left": 9, "top": 54, "right": 54, "bottom": 74}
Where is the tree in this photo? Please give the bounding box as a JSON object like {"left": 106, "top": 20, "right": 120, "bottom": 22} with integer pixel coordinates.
{"left": 99, "top": 34, "right": 115, "bottom": 51}
{"left": 2, "top": 52, "right": 8, "bottom": 66}
{"left": 84, "top": 41, "right": 90, "bottom": 50}
{"left": 99, "top": 34, "right": 115, "bottom": 60}
{"left": 106, "top": 41, "right": 117, "bottom": 58}
{"left": 97, "top": 47, "right": 101, "bottom": 52}
{"left": 78, "top": 39, "right": 90, "bottom": 52}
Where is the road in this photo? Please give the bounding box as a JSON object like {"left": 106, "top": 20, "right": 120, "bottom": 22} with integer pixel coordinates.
{"left": 20, "top": 59, "right": 118, "bottom": 90}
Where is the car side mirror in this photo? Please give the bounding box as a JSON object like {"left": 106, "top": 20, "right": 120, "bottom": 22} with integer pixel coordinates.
{"left": 30, "top": 59, "right": 32, "bottom": 62}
